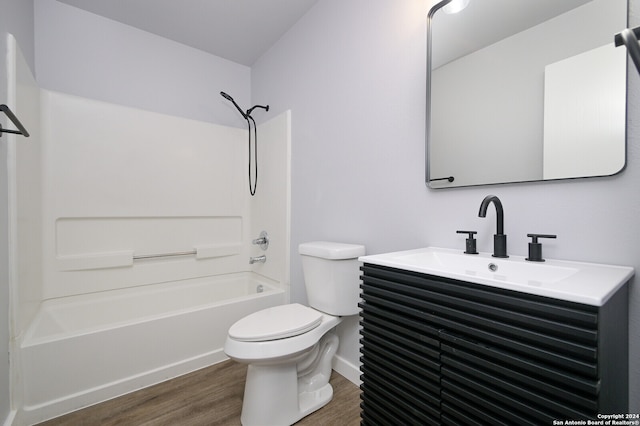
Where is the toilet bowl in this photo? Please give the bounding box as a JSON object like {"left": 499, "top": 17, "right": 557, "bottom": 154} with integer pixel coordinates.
{"left": 225, "top": 304, "right": 342, "bottom": 425}
{"left": 224, "top": 241, "right": 365, "bottom": 426}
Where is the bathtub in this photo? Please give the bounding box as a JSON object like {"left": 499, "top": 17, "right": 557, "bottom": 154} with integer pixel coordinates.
{"left": 18, "top": 272, "right": 286, "bottom": 424}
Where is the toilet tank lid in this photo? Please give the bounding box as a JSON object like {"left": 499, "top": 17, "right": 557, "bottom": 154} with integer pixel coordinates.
{"left": 299, "top": 241, "right": 365, "bottom": 260}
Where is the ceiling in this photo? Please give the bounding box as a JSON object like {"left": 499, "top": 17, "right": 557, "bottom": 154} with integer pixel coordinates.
{"left": 57, "top": 0, "right": 319, "bottom": 66}
{"left": 56, "top": 0, "right": 595, "bottom": 69}
{"left": 432, "top": 0, "right": 593, "bottom": 68}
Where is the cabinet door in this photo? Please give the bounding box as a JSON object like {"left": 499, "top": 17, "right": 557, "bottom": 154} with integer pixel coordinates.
{"left": 439, "top": 331, "right": 598, "bottom": 424}
{"left": 360, "top": 273, "right": 441, "bottom": 424}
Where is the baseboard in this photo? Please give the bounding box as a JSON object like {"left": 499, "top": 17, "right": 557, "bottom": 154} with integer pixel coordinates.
{"left": 332, "top": 355, "right": 361, "bottom": 386}
{"left": 2, "top": 409, "right": 17, "bottom": 426}
{"left": 18, "top": 351, "right": 228, "bottom": 425}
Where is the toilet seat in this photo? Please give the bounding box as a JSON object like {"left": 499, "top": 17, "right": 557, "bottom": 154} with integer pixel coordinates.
{"left": 228, "top": 303, "right": 323, "bottom": 342}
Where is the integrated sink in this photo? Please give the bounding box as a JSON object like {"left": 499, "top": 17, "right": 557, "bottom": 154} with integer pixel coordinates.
{"left": 394, "top": 249, "right": 579, "bottom": 283}
{"left": 359, "top": 247, "right": 634, "bottom": 306}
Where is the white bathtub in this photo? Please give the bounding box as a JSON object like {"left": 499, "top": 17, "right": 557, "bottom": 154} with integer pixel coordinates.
{"left": 18, "top": 272, "right": 286, "bottom": 424}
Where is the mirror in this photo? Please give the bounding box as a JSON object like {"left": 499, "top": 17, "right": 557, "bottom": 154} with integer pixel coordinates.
{"left": 426, "top": 0, "right": 628, "bottom": 188}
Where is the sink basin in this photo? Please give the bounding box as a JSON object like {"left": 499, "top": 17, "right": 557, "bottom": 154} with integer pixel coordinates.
{"left": 359, "top": 247, "right": 634, "bottom": 306}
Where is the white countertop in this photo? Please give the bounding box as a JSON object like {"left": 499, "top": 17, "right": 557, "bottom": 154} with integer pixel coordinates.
{"left": 360, "top": 247, "right": 635, "bottom": 306}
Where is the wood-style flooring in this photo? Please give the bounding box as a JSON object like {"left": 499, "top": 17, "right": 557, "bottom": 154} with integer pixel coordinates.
{"left": 38, "top": 360, "right": 362, "bottom": 426}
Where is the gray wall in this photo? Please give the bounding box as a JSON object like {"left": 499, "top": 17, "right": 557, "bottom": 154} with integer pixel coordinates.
{"left": 34, "top": 0, "right": 251, "bottom": 128}
{"left": 252, "top": 0, "right": 640, "bottom": 410}
{"left": 0, "top": 0, "right": 34, "bottom": 422}
{"left": 7, "top": 0, "right": 640, "bottom": 416}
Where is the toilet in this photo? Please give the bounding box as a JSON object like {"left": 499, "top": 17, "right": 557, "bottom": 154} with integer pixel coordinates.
{"left": 224, "top": 241, "right": 365, "bottom": 426}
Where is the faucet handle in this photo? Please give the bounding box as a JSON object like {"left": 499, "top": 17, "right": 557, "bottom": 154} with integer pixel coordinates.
{"left": 526, "top": 234, "right": 557, "bottom": 262}
{"left": 456, "top": 230, "right": 478, "bottom": 255}
{"left": 252, "top": 231, "right": 269, "bottom": 250}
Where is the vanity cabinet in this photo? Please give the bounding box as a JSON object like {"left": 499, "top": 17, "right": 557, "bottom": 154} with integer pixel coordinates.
{"left": 359, "top": 263, "right": 628, "bottom": 425}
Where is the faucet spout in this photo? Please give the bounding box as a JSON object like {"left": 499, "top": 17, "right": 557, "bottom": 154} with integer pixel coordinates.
{"left": 249, "top": 255, "right": 267, "bottom": 264}
{"left": 478, "top": 195, "right": 508, "bottom": 258}
{"left": 478, "top": 195, "right": 504, "bottom": 235}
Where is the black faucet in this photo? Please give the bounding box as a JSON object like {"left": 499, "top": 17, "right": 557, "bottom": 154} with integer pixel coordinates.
{"left": 478, "top": 195, "right": 508, "bottom": 258}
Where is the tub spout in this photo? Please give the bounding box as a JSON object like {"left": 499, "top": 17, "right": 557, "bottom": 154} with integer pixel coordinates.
{"left": 249, "top": 255, "right": 266, "bottom": 264}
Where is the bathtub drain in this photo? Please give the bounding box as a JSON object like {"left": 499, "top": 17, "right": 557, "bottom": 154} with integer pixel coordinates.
{"left": 256, "top": 284, "right": 264, "bottom": 293}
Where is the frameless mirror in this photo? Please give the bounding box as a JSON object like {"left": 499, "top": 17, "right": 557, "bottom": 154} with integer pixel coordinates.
{"left": 426, "top": 0, "right": 628, "bottom": 188}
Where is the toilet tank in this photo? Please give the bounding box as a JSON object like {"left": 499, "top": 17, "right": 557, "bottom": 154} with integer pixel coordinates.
{"left": 298, "top": 241, "right": 366, "bottom": 316}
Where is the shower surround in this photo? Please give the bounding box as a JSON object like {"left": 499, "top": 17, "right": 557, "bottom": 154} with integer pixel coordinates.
{"left": 7, "top": 38, "right": 291, "bottom": 425}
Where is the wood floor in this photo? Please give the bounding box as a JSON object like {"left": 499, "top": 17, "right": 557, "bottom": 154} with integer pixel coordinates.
{"left": 38, "top": 360, "right": 362, "bottom": 426}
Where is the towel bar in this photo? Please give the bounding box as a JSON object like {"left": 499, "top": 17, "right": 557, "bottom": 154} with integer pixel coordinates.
{"left": 0, "top": 104, "right": 30, "bottom": 138}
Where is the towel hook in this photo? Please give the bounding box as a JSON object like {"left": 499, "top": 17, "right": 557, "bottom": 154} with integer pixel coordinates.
{"left": 0, "top": 104, "right": 30, "bottom": 138}
{"left": 430, "top": 176, "right": 455, "bottom": 183}
{"left": 614, "top": 26, "right": 640, "bottom": 75}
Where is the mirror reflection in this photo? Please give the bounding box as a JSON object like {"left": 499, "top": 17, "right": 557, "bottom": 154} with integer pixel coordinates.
{"left": 426, "top": 0, "right": 628, "bottom": 188}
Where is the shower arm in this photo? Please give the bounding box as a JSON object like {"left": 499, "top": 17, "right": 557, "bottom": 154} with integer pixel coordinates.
{"left": 246, "top": 104, "right": 269, "bottom": 117}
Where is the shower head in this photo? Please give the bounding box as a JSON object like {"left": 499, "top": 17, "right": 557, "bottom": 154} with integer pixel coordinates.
{"left": 220, "top": 91, "right": 270, "bottom": 120}
{"left": 220, "top": 91, "right": 270, "bottom": 197}
{"left": 220, "top": 91, "right": 247, "bottom": 119}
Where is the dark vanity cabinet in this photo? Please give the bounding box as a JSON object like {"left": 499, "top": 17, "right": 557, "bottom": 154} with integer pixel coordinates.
{"left": 359, "top": 264, "right": 628, "bottom": 425}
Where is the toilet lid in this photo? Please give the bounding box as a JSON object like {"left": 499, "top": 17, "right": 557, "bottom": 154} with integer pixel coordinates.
{"left": 228, "top": 303, "right": 323, "bottom": 342}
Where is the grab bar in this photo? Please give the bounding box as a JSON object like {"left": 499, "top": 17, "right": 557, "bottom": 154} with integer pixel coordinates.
{"left": 133, "top": 250, "right": 197, "bottom": 260}
{"left": 0, "top": 104, "right": 30, "bottom": 138}
{"left": 58, "top": 244, "right": 243, "bottom": 270}
{"left": 615, "top": 26, "right": 640, "bottom": 75}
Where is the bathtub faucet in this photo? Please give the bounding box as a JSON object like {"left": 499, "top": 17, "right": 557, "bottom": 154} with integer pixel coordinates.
{"left": 252, "top": 231, "right": 269, "bottom": 250}
{"left": 249, "top": 255, "right": 266, "bottom": 264}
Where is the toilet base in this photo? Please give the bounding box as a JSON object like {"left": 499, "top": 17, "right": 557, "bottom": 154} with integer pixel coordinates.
{"left": 239, "top": 332, "right": 339, "bottom": 426}
{"left": 239, "top": 365, "right": 335, "bottom": 426}
{"left": 299, "top": 382, "right": 333, "bottom": 418}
